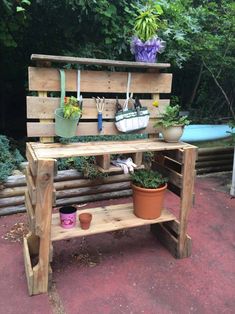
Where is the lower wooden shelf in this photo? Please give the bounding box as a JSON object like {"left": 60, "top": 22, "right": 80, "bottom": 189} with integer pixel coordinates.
{"left": 51, "top": 203, "right": 176, "bottom": 241}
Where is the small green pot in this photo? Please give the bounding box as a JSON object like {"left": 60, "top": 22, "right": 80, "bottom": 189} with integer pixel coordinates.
{"left": 55, "top": 108, "right": 80, "bottom": 138}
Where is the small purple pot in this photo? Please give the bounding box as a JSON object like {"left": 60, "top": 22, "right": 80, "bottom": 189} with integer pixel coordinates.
{"left": 59, "top": 206, "right": 77, "bottom": 229}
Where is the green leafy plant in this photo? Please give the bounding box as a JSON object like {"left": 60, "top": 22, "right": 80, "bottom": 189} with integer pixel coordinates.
{"left": 154, "top": 98, "right": 190, "bottom": 128}
{"left": 57, "top": 156, "right": 106, "bottom": 180}
{"left": 63, "top": 96, "right": 82, "bottom": 119}
{"left": 134, "top": 2, "right": 163, "bottom": 42}
{"left": 0, "top": 135, "right": 25, "bottom": 185}
{"left": 130, "top": 169, "right": 167, "bottom": 189}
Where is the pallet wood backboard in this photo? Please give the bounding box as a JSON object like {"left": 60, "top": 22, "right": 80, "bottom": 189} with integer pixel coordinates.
{"left": 27, "top": 60, "right": 172, "bottom": 139}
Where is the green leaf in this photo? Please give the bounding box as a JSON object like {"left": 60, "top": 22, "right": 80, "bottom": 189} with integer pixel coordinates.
{"left": 16, "top": 6, "right": 25, "bottom": 12}
{"left": 21, "top": 0, "right": 31, "bottom": 5}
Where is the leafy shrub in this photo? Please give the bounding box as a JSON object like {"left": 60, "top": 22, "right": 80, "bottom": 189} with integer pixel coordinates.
{"left": 57, "top": 156, "right": 106, "bottom": 179}
{"left": 0, "top": 135, "right": 25, "bottom": 184}
{"left": 130, "top": 169, "right": 168, "bottom": 189}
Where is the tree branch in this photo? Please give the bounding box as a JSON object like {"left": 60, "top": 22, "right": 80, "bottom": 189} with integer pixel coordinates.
{"left": 203, "top": 60, "right": 235, "bottom": 120}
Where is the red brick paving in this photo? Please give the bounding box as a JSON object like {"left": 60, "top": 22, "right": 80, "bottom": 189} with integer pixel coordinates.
{"left": 0, "top": 174, "right": 234, "bottom": 314}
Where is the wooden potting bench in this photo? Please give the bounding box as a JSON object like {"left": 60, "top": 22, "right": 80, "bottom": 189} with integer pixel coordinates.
{"left": 23, "top": 54, "right": 197, "bottom": 295}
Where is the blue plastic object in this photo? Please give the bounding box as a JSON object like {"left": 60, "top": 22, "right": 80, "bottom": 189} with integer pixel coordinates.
{"left": 180, "top": 124, "right": 233, "bottom": 142}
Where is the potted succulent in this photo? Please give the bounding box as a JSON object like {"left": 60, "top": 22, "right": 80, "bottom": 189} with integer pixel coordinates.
{"left": 131, "top": 169, "right": 168, "bottom": 219}
{"left": 55, "top": 96, "right": 82, "bottom": 138}
{"left": 154, "top": 98, "right": 190, "bottom": 142}
{"left": 130, "top": 2, "right": 166, "bottom": 63}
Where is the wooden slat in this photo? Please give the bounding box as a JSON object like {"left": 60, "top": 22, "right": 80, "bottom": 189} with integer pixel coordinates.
{"left": 131, "top": 152, "right": 143, "bottom": 167}
{"left": 29, "top": 140, "right": 195, "bottom": 160}
{"left": 95, "top": 154, "right": 110, "bottom": 170}
{"left": 51, "top": 203, "right": 176, "bottom": 241}
{"left": 26, "top": 166, "right": 37, "bottom": 206}
{"left": 25, "top": 191, "right": 35, "bottom": 233}
{"left": 38, "top": 91, "right": 54, "bottom": 143}
{"left": 27, "top": 120, "right": 160, "bottom": 137}
{"left": 23, "top": 235, "right": 34, "bottom": 295}
{"left": 27, "top": 96, "right": 170, "bottom": 119}
{"left": 31, "top": 54, "right": 171, "bottom": 69}
{"left": 152, "top": 161, "right": 183, "bottom": 188}
{"left": 26, "top": 143, "right": 37, "bottom": 176}
{"left": 33, "top": 159, "right": 54, "bottom": 294}
{"left": 151, "top": 222, "right": 192, "bottom": 259}
{"left": 28, "top": 67, "right": 172, "bottom": 94}
{"left": 179, "top": 147, "right": 197, "bottom": 257}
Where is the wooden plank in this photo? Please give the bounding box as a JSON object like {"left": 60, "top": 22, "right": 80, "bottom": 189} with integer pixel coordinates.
{"left": 150, "top": 223, "right": 192, "bottom": 259}
{"left": 31, "top": 54, "right": 171, "bottom": 69}
{"left": 33, "top": 159, "right": 54, "bottom": 294}
{"left": 38, "top": 91, "right": 54, "bottom": 143}
{"left": 51, "top": 203, "right": 176, "bottom": 241}
{"left": 131, "top": 152, "right": 143, "bottom": 167}
{"left": 26, "top": 143, "right": 37, "bottom": 177}
{"left": 25, "top": 191, "right": 35, "bottom": 233}
{"left": 178, "top": 147, "right": 197, "bottom": 258}
{"left": 23, "top": 235, "right": 34, "bottom": 295}
{"left": 152, "top": 161, "right": 183, "bottom": 188}
{"left": 27, "top": 120, "right": 160, "bottom": 137}
{"left": 27, "top": 96, "right": 170, "bottom": 119}
{"left": 30, "top": 140, "right": 194, "bottom": 160}
{"left": 28, "top": 67, "right": 172, "bottom": 94}
{"left": 26, "top": 166, "right": 37, "bottom": 206}
{"left": 95, "top": 154, "right": 110, "bottom": 170}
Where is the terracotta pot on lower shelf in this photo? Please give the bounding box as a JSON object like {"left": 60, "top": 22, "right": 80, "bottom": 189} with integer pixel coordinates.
{"left": 79, "top": 213, "right": 92, "bottom": 230}
{"left": 132, "top": 183, "right": 167, "bottom": 219}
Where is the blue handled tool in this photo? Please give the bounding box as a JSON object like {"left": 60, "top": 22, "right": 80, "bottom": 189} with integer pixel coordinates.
{"left": 94, "top": 97, "right": 105, "bottom": 132}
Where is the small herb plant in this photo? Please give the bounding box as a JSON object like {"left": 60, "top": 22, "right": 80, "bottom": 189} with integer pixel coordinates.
{"left": 63, "top": 96, "right": 82, "bottom": 119}
{"left": 131, "top": 169, "right": 168, "bottom": 189}
{"left": 154, "top": 98, "right": 190, "bottom": 129}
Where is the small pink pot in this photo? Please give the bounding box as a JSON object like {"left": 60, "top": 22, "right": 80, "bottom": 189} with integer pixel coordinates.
{"left": 79, "top": 213, "right": 92, "bottom": 230}
{"left": 59, "top": 206, "right": 77, "bottom": 229}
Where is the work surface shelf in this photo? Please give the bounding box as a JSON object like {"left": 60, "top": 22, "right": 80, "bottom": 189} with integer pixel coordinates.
{"left": 29, "top": 139, "right": 195, "bottom": 160}
{"left": 51, "top": 203, "right": 175, "bottom": 242}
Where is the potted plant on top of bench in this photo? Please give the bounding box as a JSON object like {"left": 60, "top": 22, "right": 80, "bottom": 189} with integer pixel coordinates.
{"left": 154, "top": 98, "right": 190, "bottom": 143}
{"left": 130, "top": 2, "right": 166, "bottom": 63}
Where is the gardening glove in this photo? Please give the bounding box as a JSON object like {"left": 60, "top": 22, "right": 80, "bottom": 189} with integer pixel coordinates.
{"left": 122, "top": 157, "right": 137, "bottom": 173}
{"left": 112, "top": 157, "right": 137, "bottom": 174}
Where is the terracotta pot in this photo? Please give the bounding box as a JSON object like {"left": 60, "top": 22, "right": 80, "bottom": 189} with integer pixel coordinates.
{"left": 132, "top": 183, "right": 167, "bottom": 219}
{"left": 161, "top": 125, "right": 184, "bottom": 143}
{"left": 79, "top": 213, "right": 92, "bottom": 230}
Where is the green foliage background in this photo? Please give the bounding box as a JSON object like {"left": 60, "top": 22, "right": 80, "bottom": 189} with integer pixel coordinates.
{"left": 0, "top": 0, "right": 234, "bottom": 139}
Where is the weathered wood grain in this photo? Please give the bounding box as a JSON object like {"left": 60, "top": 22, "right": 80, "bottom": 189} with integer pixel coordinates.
{"left": 29, "top": 67, "right": 172, "bottom": 94}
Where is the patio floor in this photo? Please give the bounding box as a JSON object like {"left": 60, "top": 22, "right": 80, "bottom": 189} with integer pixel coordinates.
{"left": 0, "top": 173, "right": 234, "bottom": 314}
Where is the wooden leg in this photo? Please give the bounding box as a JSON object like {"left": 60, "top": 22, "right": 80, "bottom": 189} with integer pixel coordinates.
{"left": 151, "top": 220, "right": 192, "bottom": 259}
{"left": 33, "top": 159, "right": 55, "bottom": 294}
{"left": 178, "top": 147, "right": 197, "bottom": 258}
{"left": 151, "top": 147, "right": 197, "bottom": 259}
